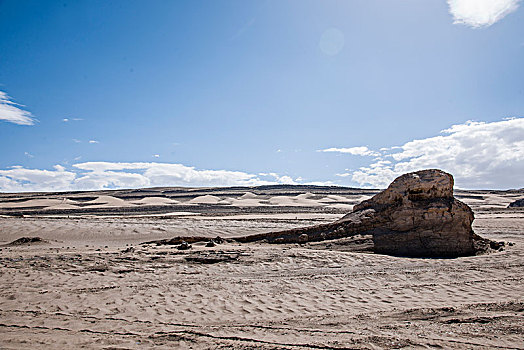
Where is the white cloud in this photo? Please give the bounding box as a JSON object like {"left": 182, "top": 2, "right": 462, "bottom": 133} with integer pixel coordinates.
{"left": 348, "top": 118, "right": 524, "bottom": 189}
{"left": 257, "top": 172, "right": 301, "bottom": 184}
{"left": 24, "top": 152, "right": 34, "bottom": 158}
{"left": 73, "top": 164, "right": 151, "bottom": 190}
{"left": 447, "top": 0, "right": 521, "bottom": 28}
{"left": 153, "top": 154, "right": 160, "bottom": 158}
{"left": 0, "top": 91, "right": 36, "bottom": 125}
{"left": 72, "top": 139, "right": 81, "bottom": 143}
{"left": 319, "top": 146, "right": 379, "bottom": 157}
{"left": 0, "top": 165, "right": 76, "bottom": 192}
{"left": 88, "top": 140, "right": 99, "bottom": 144}
{"left": 275, "top": 175, "right": 297, "bottom": 185}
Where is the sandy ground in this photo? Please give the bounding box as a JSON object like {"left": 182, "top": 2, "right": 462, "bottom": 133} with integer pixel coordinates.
{"left": 0, "top": 186, "right": 523, "bottom": 349}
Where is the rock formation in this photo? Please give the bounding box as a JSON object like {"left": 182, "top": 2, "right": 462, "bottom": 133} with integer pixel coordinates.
{"left": 347, "top": 169, "right": 476, "bottom": 257}
{"left": 237, "top": 169, "right": 497, "bottom": 257}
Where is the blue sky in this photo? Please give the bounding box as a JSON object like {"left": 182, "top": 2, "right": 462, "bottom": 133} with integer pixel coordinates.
{"left": 1, "top": 0, "right": 523, "bottom": 191}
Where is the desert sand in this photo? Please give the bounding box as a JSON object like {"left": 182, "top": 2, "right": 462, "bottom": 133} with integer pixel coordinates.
{"left": 0, "top": 185, "right": 523, "bottom": 349}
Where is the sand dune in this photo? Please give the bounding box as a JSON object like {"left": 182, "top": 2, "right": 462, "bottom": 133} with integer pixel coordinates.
{"left": 130, "top": 197, "right": 179, "bottom": 206}
{"left": 294, "top": 192, "right": 315, "bottom": 199}
{"left": 239, "top": 192, "right": 260, "bottom": 199}
{"left": 188, "top": 195, "right": 222, "bottom": 204}
{"left": 0, "top": 198, "right": 63, "bottom": 209}
{"left": 83, "top": 195, "right": 134, "bottom": 208}
{"left": 0, "top": 198, "right": 85, "bottom": 210}
{"left": 458, "top": 192, "right": 519, "bottom": 209}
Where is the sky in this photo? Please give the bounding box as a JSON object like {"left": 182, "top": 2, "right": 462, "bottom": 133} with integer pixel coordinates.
{"left": 0, "top": 0, "right": 523, "bottom": 192}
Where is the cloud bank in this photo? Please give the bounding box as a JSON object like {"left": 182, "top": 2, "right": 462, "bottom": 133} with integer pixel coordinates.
{"left": 337, "top": 118, "right": 524, "bottom": 189}
{"left": 0, "top": 162, "right": 303, "bottom": 192}
{"left": 447, "top": 0, "right": 521, "bottom": 28}
{"left": 0, "top": 91, "right": 36, "bottom": 125}
{"left": 2, "top": 119, "right": 521, "bottom": 192}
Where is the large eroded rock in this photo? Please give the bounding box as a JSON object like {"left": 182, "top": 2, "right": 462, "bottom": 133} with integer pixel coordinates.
{"left": 237, "top": 169, "right": 491, "bottom": 257}
{"left": 347, "top": 169, "right": 475, "bottom": 257}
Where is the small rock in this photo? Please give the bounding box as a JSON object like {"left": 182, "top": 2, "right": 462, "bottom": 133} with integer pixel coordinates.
{"left": 298, "top": 234, "right": 309, "bottom": 243}
{"left": 206, "top": 241, "right": 216, "bottom": 247}
{"left": 177, "top": 241, "right": 192, "bottom": 250}
{"left": 185, "top": 252, "right": 239, "bottom": 264}
{"left": 89, "top": 264, "right": 108, "bottom": 272}
{"left": 7, "top": 237, "right": 47, "bottom": 246}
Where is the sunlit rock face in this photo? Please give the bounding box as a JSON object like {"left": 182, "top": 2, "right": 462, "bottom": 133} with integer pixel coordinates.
{"left": 346, "top": 169, "right": 476, "bottom": 257}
